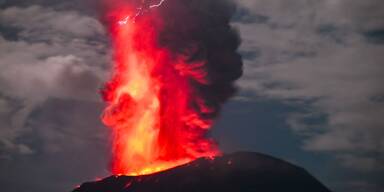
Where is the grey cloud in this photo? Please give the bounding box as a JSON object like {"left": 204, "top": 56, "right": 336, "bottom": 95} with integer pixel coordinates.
{"left": 0, "top": 5, "right": 111, "bottom": 191}
{"left": 337, "top": 154, "right": 384, "bottom": 172}
{"left": 0, "top": 99, "right": 110, "bottom": 192}
{"left": 0, "top": 5, "right": 110, "bottom": 157}
{"left": 235, "top": 0, "right": 384, "bottom": 31}
{"left": 0, "top": 5, "right": 105, "bottom": 38}
{"left": 233, "top": 0, "right": 384, "bottom": 190}
{"left": 0, "top": 0, "right": 99, "bottom": 16}
{"left": 0, "top": 6, "right": 109, "bottom": 102}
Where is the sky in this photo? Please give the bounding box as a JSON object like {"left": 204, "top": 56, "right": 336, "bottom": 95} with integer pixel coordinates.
{"left": 0, "top": 0, "right": 383, "bottom": 192}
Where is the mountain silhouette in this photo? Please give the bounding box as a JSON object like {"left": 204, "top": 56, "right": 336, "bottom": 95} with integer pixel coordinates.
{"left": 73, "top": 152, "right": 331, "bottom": 192}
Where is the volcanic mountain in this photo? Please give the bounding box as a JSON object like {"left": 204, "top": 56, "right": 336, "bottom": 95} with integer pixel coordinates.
{"left": 73, "top": 152, "right": 331, "bottom": 192}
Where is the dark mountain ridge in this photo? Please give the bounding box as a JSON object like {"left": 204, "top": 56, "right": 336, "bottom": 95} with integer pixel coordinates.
{"left": 73, "top": 152, "right": 331, "bottom": 192}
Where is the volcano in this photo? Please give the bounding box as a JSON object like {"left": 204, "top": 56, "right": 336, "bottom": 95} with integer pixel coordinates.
{"left": 81, "top": 1, "right": 331, "bottom": 191}
{"left": 73, "top": 152, "right": 331, "bottom": 192}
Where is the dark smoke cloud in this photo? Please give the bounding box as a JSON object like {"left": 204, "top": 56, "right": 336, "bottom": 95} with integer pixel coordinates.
{"left": 102, "top": 0, "right": 244, "bottom": 119}
{"left": 98, "top": 0, "right": 243, "bottom": 163}
{"left": 100, "top": 0, "right": 243, "bottom": 117}
{"left": 156, "top": 0, "right": 243, "bottom": 117}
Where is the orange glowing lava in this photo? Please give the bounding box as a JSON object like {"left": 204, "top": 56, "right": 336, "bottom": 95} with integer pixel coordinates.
{"left": 102, "top": 6, "right": 219, "bottom": 176}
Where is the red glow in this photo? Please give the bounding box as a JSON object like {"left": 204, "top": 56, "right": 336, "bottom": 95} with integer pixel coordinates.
{"left": 102, "top": 5, "right": 219, "bottom": 176}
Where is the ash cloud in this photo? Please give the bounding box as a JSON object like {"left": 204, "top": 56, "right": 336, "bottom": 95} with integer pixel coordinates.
{"left": 100, "top": 0, "right": 243, "bottom": 115}
{"left": 100, "top": 0, "right": 243, "bottom": 128}
{"left": 155, "top": 0, "right": 243, "bottom": 116}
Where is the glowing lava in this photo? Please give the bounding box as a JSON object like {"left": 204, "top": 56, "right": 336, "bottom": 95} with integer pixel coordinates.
{"left": 102, "top": 4, "right": 219, "bottom": 176}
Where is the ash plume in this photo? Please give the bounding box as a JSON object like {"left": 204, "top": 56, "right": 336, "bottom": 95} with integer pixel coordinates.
{"left": 98, "top": 0, "right": 243, "bottom": 175}
{"left": 102, "top": 0, "right": 243, "bottom": 118}
{"left": 156, "top": 0, "right": 243, "bottom": 117}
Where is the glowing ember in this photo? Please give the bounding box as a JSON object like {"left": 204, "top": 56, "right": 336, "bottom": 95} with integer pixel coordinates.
{"left": 101, "top": 1, "right": 219, "bottom": 176}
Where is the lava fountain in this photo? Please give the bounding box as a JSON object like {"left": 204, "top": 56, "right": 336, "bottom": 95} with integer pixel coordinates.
{"left": 101, "top": 0, "right": 242, "bottom": 176}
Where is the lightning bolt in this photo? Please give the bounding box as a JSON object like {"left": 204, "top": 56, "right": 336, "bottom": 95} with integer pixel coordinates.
{"left": 118, "top": 0, "right": 166, "bottom": 25}
{"left": 118, "top": 16, "right": 130, "bottom": 25}
{"left": 149, "top": 0, "right": 165, "bottom": 8}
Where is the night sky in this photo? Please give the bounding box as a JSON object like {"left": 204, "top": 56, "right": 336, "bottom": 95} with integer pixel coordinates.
{"left": 0, "top": 0, "right": 383, "bottom": 192}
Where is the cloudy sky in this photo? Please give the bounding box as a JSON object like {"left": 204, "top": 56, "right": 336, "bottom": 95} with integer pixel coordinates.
{"left": 0, "top": 0, "right": 383, "bottom": 192}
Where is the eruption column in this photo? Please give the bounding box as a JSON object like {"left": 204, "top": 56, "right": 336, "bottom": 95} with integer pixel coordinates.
{"left": 101, "top": 0, "right": 242, "bottom": 176}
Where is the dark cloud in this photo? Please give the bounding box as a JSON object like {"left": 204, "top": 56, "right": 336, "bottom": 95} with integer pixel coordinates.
{"left": 232, "top": 7, "right": 269, "bottom": 24}
{"left": 153, "top": 0, "right": 243, "bottom": 115}
{"left": 363, "top": 29, "right": 384, "bottom": 44}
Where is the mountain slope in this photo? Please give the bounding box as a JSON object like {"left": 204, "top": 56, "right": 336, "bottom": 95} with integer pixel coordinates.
{"left": 73, "top": 152, "right": 331, "bottom": 192}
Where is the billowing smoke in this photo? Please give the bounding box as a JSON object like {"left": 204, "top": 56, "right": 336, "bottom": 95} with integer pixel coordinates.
{"left": 99, "top": 0, "right": 242, "bottom": 175}
{"left": 156, "top": 0, "right": 243, "bottom": 109}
